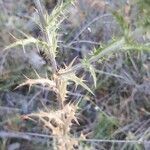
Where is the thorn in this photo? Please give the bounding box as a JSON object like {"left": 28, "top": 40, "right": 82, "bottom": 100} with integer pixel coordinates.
{"left": 68, "top": 56, "right": 78, "bottom": 68}
{"left": 45, "top": 72, "right": 48, "bottom": 79}
{"left": 22, "top": 74, "right": 30, "bottom": 80}
{"left": 36, "top": 44, "right": 40, "bottom": 53}
{"left": 8, "top": 32, "right": 18, "bottom": 40}
{"left": 33, "top": 68, "right": 41, "bottom": 78}
{"left": 16, "top": 29, "right": 29, "bottom": 38}
{"left": 22, "top": 45, "right": 26, "bottom": 54}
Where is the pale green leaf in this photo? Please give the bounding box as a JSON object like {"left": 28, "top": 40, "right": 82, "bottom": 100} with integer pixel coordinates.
{"left": 82, "top": 59, "right": 97, "bottom": 88}
{"left": 4, "top": 37, "right": 39, "bottom": 50}
{"left": 62, "top": 73, "right": 94, "bottom": 95}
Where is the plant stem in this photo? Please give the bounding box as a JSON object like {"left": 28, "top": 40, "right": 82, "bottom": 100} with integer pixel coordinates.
{"left": 34, "top": 0, "right": 58, "bottom": 74}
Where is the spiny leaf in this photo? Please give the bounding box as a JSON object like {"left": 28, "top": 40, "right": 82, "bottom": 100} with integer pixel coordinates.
{"left": 4, "top": 30, "right": 48, "bottom": 51}
{"left": 4, "top": 37, "right": 39, "bottom": 51}
{"left": 68, "top": 56, "right": 78, "bottom": 69}
{"left": 95, "top": 70, "right": 124, "bottom": 79}
{"left": 82, "top": 59, "right": 97, "bottom": 88}
{"left": 3, "top": 35, "right": 49, "bottom": 54}
{"left": 16, "top": 29, "right": 31, "bottom": 38}
{"left": 63, "top": 73, "right": 94, "bottom": 95}
{"left": 89, "top": 38, "right": 125, "bottom": 63}
{"left": 46, "top": 0, "right": 73, "bottom": 30}
{"left": 15, "top": 77, "right": 56, "bottom": 91}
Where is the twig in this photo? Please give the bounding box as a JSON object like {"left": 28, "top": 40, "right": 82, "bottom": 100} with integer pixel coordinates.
{"left": 27, "top": 91, "right": 42, "bottom": 107}
{"left": 60, "top": 44, "right": 81, "bottom": 52}
{"left": 68, "top": 40, "right": 101, "bottom": 46}
{"left": 68, "top": 14, "right": 112, "bottom": 45}
{"left": 2, "top": 131, "right": 149, "bottom": 145}
{"left": 1, "top": 131, "right": 149, "bottom": 145}
{"left": 0, "top": 131, "right": 31, "bottom": 141}
{"left": 0, "top": 106, "right": 21, "bottom": 113}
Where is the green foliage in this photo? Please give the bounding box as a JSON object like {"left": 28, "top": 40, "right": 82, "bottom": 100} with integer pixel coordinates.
{"left": 82, "top": 58, "right": 97, "bottom": 88}
{"left": 136, "top": 0, "right": 150, "bottom": 28}
{"left": 3, "top": 30, "right": 49, "bottom": 54}
{"left": 112, "top": 10, "right": 129, "bottom": 37}
{"left": 89, "top": 38, "right": 126, "bottom": 62}
{"left": 94, "top": 113, "right": 118, "bottom": 139}
{"left": 61, "top": 71, "right": 94, "bottom": 95}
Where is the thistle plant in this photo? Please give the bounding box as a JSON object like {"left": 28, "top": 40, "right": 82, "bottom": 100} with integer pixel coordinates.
{"left": 3, "top": 0, "right": 149, "bottom": 149}
{"left": 4, "top": 0, "right": 87, "bottom": 149}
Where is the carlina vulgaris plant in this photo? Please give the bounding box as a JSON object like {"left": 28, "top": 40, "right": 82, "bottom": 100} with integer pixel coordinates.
{"left": 4, "top": 0, "right": 149, "bottom": 149}
{"left": 22, "top": 0, "right": 82, "bottom": 149}
{"left": 3, "top": 0, "right": 90, "bottom": 149}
